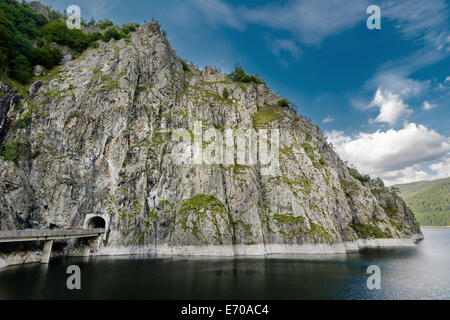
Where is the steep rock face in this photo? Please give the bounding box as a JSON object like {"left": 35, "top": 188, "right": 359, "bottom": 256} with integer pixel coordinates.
{"left": 0, "top": 23, "right": 422, "bottom": 258}
{"left": 0, "top": 82, "right": 19, "bottom": 145}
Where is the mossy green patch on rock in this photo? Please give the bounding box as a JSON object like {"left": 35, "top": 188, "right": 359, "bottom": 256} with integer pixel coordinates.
{"left": 269, "top": 175, "right": 313, "bottom": 197}
{"left": 231, "top": 219, "right": 253, "bottom": 236}
{"left": 64, "top": 110, "right": 80, "bottom": 126}
{"left": 15, "top": 112, "right": 32, "bottom": 129}
{"left": 381, "top": 205, "right": 399, "bottom": 218}
{"left": 178, "top": 194, "right": 226, "bottom": 215}
{"left": 272, "top": 212, "right": 306, "bottom": 240}
{"left": 171, "top": 194, "right": 232, "bottom": 245}
{"left": 0, "top": 140, "right": 33, "bottom": 163}
{"left": 225, "top": 164, "right": 250, "bottom": 175}
{"left": 301, "top": 143, "right": 325, "bottom": 169}
{"left": 274, "top": 213, "right": 305, "bottom": 225}
{"left": 353, "top": 223, "right": 390, "bottom": 239}
{"left": 279, "top": 146, "right": 297, "bottom": 163}
{"left": 340, "top": 179, "right": 360, "bottom": 198}
{"left": 389, "top": 218, "right": 408, "bottom": 233}
{"left": 371, "top": 189, "right": 385, "bottom": 196}
{"left": 307, "top": 221, "right": 331, "bottom": 242}
{"left": 252, "top": 105, "right": 285, "bottom": 128}
{"left": 349, "top": 169, "right": 371, "bottom": 184}
{"left": 0, "top": 141, "right": 21, "bottom": 162}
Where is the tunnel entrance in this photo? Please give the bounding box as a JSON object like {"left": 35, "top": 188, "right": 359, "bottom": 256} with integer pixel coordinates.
{"left": 86, "top": 216, "right": 106, "bottom": 229}
{"left": 82, "top": 214, "right": 110, "bottom": 241}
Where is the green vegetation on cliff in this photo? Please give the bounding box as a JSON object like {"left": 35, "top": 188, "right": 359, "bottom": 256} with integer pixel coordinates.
{"left": 395, "top": 178, "right": 450, "bottom": 226}
{"left": 353, "top": 223, "right": 390, "bottom": 239}
{"left": 252, "top": 104, "right": 285, "bottom": 128}
{"left": 0, "top": 0, "right": 136, "bottom": 84}
{"left": 175, "top": 194, "right": 230, "bottom": 244}
{"left": 227, "top": 66, "right": 265, "bottom": 85}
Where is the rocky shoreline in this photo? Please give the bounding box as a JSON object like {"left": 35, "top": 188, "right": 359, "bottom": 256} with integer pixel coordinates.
{"left": 0, "top": 234, "right": 423, "bottom": 269}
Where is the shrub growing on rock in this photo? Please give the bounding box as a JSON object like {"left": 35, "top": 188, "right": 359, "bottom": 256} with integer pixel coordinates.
{"left": 227, "top": 66, "right": 265, "bottom": 85}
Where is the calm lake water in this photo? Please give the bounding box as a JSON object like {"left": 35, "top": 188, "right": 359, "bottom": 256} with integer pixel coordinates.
{"left": 0, "top": 227, "right": 449, "bottom": 300}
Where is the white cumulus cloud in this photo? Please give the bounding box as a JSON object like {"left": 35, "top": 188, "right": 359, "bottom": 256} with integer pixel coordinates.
{"left": 422, "top": 101, "right": 436, "bottom": 110}
{"left": 322, "top": 116, "right": 334, "bottom": 124}
{"left": 369, "top": 88, "right": 413, "bottom": 125}
{"left": 326, "top": 123, "right": 450, "bottom": 177}
{"left": 380, "top": 166, "right": 438, "bottom": 185}
{"left": 192, "top": 0, "right": 244, "bottom": 30}
{"left": 378, "top": 157, "right": 450, "bottom": 185}
{"left": 430, "top": 158, "right": 450, "bottom": 177}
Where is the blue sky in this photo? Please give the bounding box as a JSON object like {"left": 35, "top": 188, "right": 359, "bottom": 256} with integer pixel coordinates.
{"left": 40, "top": 0, "right": 450, "bottom": 185}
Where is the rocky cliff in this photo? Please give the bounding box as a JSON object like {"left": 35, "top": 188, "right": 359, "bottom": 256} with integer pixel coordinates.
{"left": 0, "top": 23, "right": 422, "bottom": 264}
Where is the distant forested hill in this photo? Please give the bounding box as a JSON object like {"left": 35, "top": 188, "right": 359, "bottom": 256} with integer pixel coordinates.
{"left": 395, "top": 178, "right": 450, "bottom": 226}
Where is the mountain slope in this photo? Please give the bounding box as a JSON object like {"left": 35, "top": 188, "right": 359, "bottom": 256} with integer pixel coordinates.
{"left": 396, "top": 178, "right": 450, "bottom": 226}
{"left": 0, "top": 20, "right": 422, "bottom": 262}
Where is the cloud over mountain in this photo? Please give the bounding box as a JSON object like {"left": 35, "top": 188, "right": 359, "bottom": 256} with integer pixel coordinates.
{"left": 326, "top": 123, "right": 450, "bottom": 184}
{"left": 369, "top": 88, "right": 413, "bottom": 125}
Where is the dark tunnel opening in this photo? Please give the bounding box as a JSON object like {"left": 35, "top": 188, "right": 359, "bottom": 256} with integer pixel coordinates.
{"left": 87, "top": 216, "right": 106, "bottom": 229}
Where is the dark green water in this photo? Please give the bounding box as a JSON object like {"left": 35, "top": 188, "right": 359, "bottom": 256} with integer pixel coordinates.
{"left": 0, "top": 228, "right": 449, "bottom": 299}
